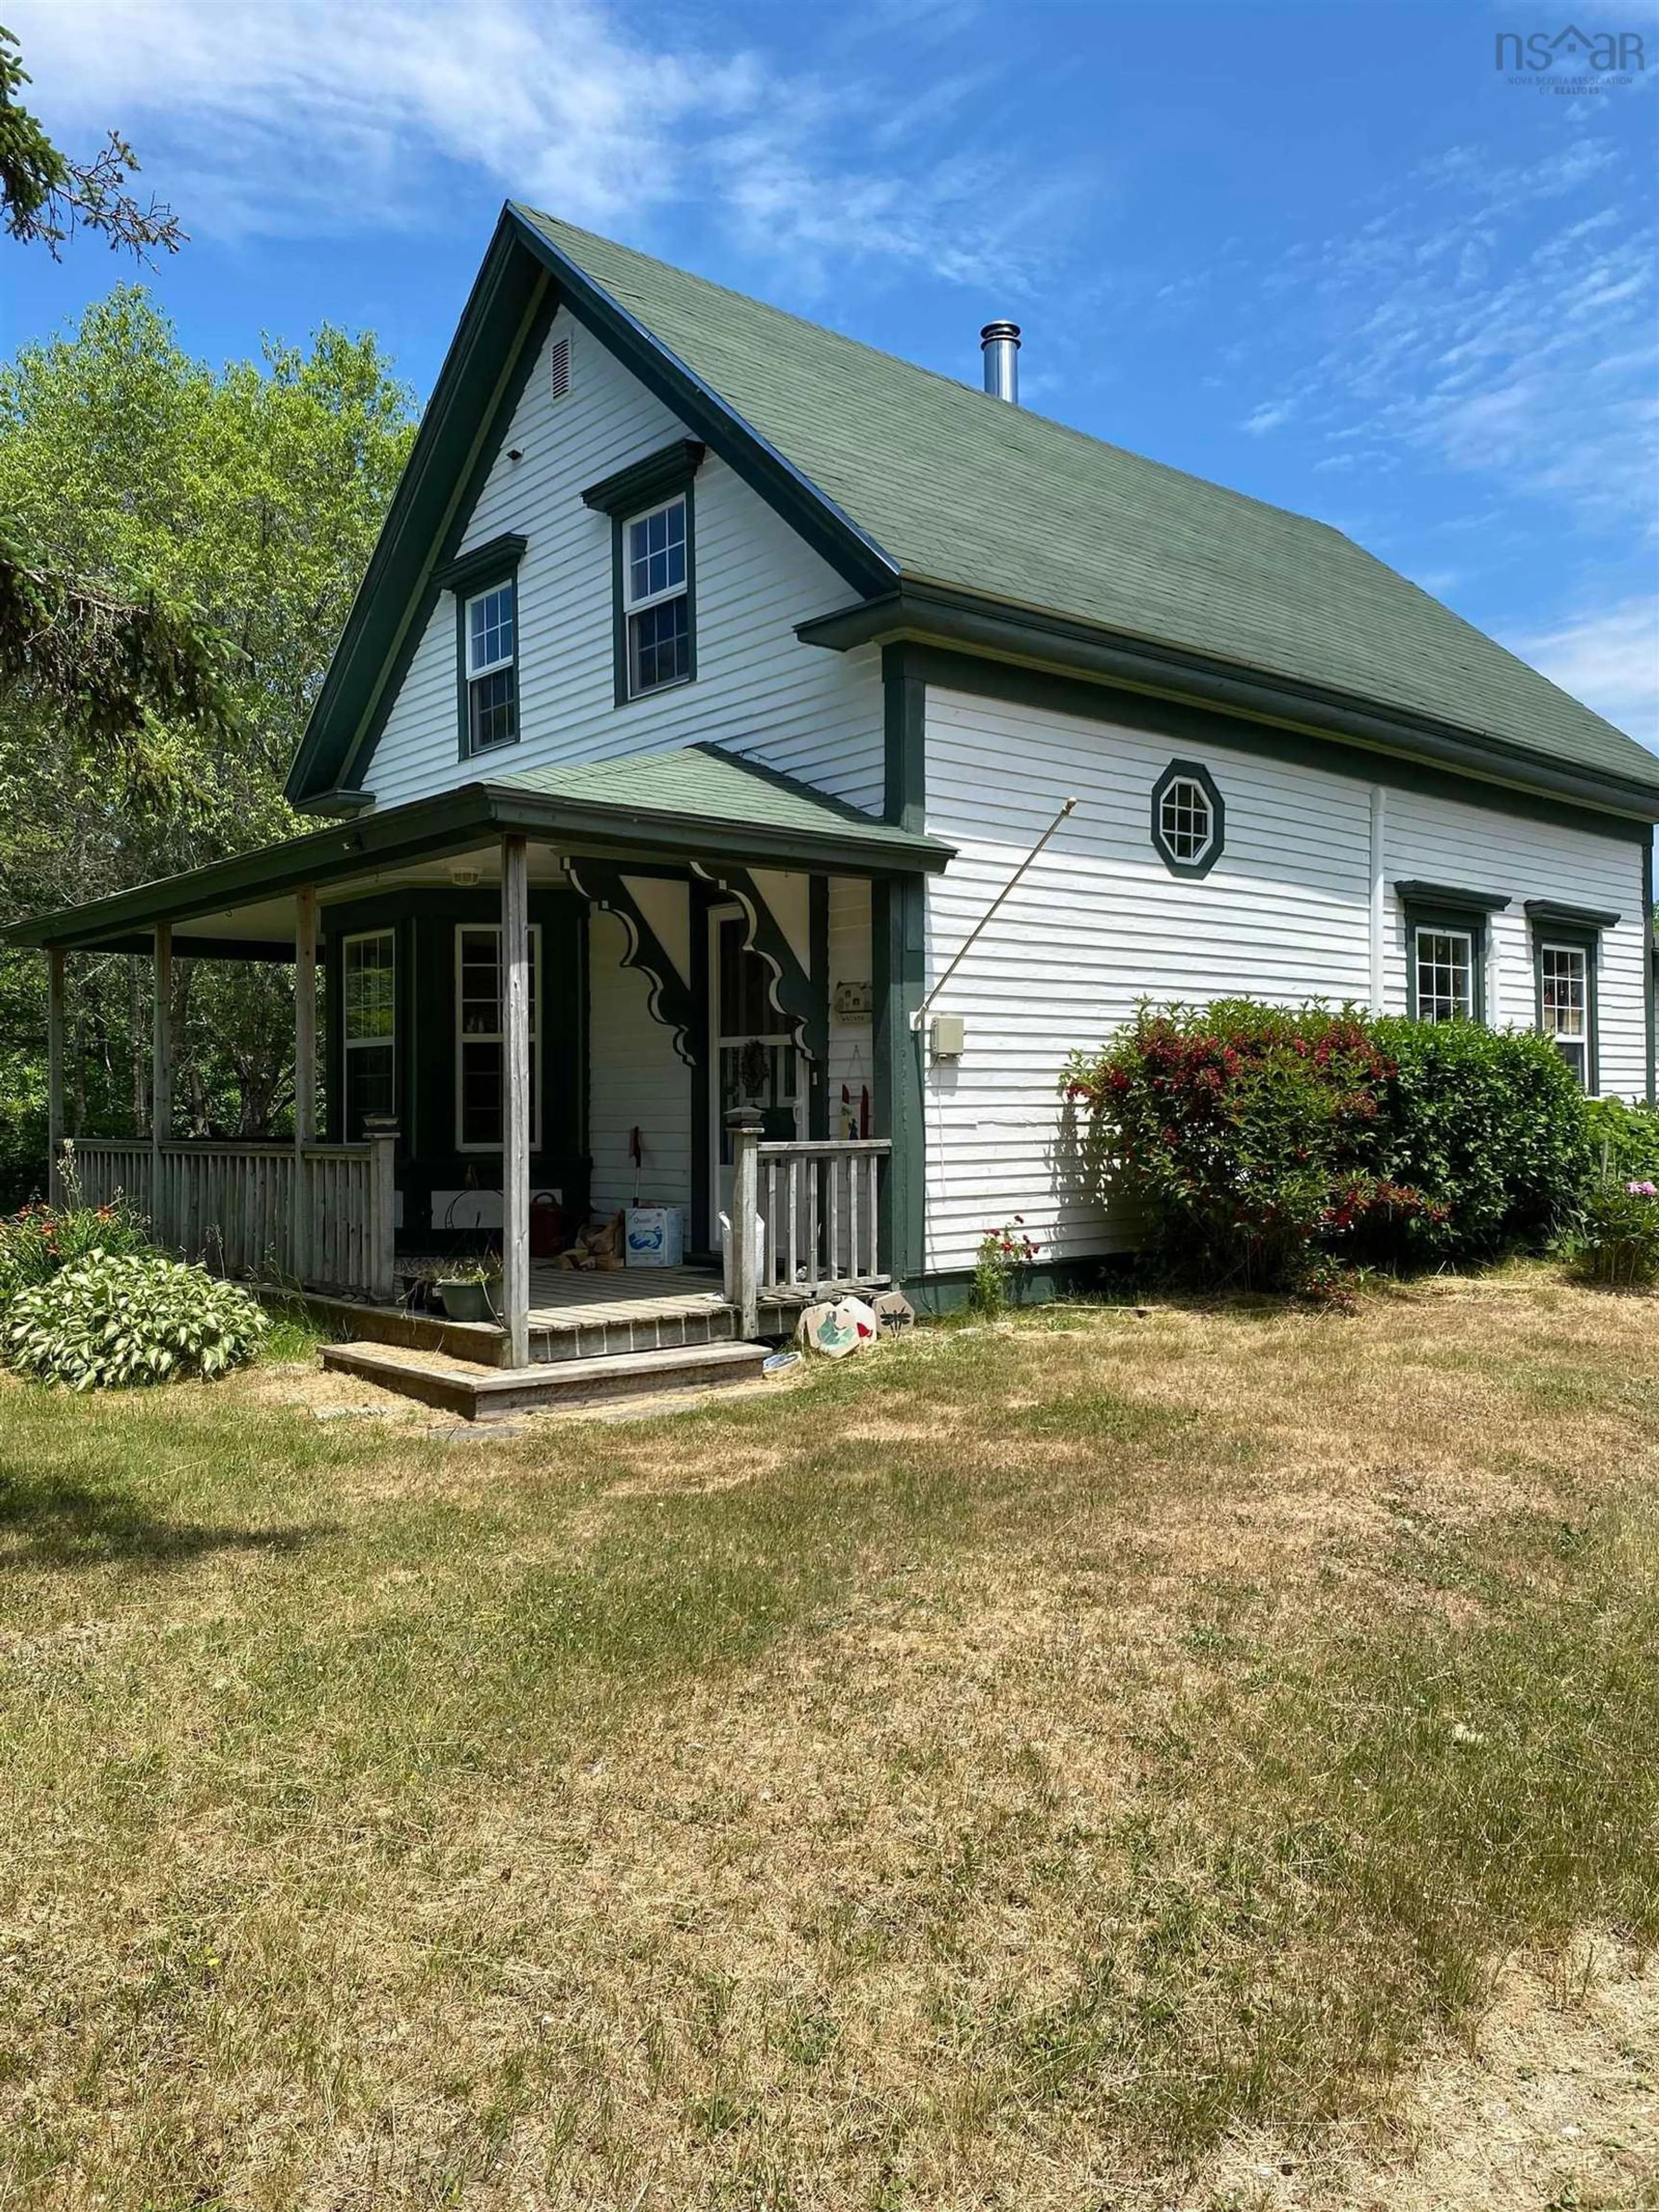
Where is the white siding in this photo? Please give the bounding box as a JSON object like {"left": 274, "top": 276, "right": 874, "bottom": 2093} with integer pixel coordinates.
{"left": 1384, "top": 789, "right": 1648, "bottom": 1099}
{"left": 827, "top": 877, "right": 874, "bottom": 1136}
{"left": 362, "top": 307, "right": 884, "bottom": 812}
{"left": 922, "top": 686, "right": 1650, "bottom": 1275}
{"left": 587, "top": 908, "right": 692, "bottom": 1221}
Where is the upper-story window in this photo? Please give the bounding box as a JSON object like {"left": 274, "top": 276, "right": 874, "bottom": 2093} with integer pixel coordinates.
{"left": 579, "top": 440, "right": 705, "bottom": 709}
{"left": 437, "top": 532, "right": 527, "bottom": 761}
{"left": 623, "top": 495, "right": 691, "bottom": 697}
{"left": 465, "top": 581, "right": 517, "bottom": 751}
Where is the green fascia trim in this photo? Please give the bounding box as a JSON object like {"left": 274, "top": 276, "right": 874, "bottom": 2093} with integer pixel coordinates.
{"left": 876, "top": 644, "right": 1653, "bottom": 849}
{"left": 306, "top": 788, "right": 376, "bottom": 817}
{"left": 435, "top": 531, "right": 528, "bottom": 595}
{"left": 7, "top": 793, "right": 505, "bottom": 951}
{"left": 873, "top": 875, "right": 926, "bottom": 1285}
{"left": 564, "top": 858, "right": 696, "bottom": 1066}
{"left": 581, "top": 439, "right": 705, "bottom": 516}
{"left": 799, "top": 586, "right": 1659, "bottom": 824}
{"left": 1522, "top": 899, "right": 1622, "bottom": 931}
{"left": 809, "top": 875, "right": 830, "bottom": 1140}
{"left": 6, "top": 780, "right": 949, "bottom": 953}
{"left": 508, "top": 207, "right": 897, "bottom": 600}
{"left": 285, "top": 221, "right": 554, "bottom": 806}
{"left": 882, "top": 641, "right": 926, "bottom": 833}
{"left": 1393, "top": 880, "right": 1511, "bottom": 916}
{"left": 1151, "top": 758, "right": 1225, "bottom": 881}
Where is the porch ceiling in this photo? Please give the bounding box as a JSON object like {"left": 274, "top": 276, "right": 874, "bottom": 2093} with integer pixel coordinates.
{"left": 4, "top": 745, "right": 952, "bottom": 954}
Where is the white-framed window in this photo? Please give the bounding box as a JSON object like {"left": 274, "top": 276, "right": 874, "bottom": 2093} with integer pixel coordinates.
{"left": 455, "top": 923, "right": 541, "bottom": 1151}
{"left": 1414, "top": 927, "right": 1474, "bottom": 1023}
{"left": 1158, "top": 777, "right": 1214, "bottom": 866}
{"left": 341, "top": 929, "right": 396, "bottom": 1137}
{"left": 622, "top": 494, "right": 690, "bottom": 697}
{"left": 464, "top": 581, "right": 516, "bottom": 752}
{"left": 1540, "top": 942, "right": 1590, "bottom": 1088}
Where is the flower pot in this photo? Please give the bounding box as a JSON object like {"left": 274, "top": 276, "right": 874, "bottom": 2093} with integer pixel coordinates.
{"left": 435, "top": 1278, "right": 500, "bottom": 1323}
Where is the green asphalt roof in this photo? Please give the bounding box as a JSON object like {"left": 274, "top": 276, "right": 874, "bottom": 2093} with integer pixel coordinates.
{"left": 494, "top": 742, "right": 941, "bottom": 856}
{"left": 519, "top": 207, "right": 1659, "bottom": 798}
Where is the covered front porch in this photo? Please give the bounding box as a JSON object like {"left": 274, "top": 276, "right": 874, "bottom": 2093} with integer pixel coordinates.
{"left": 14, "top": 747, "right": 947, "bottom": 1366}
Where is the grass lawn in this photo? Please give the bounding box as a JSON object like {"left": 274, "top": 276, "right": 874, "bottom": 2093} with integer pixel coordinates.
{"left": 2, "top": 1273, "right": 1656, "bottom": 2210}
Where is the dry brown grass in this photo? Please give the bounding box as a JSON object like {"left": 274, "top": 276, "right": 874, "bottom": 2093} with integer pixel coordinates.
{"left": 1, "top": 1268, "right": 1656, "bottom": 2210}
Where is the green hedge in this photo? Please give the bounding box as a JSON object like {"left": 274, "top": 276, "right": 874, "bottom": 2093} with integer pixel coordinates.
{"left": 1065, "top": 1001, "right": 1605, "bottom": 1292}
{"left": 1372, "top": 1020, "right": 1594, "bottom": 1265}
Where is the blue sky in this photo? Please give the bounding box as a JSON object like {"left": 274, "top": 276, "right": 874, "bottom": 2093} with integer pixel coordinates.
{"left": 4, "top": 0, "right": 1656, "bottom": 745}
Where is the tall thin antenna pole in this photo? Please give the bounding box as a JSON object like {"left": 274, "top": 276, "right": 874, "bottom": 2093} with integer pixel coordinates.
{"left": 912, "top": 796, "right": 1077, "bottom": 1030}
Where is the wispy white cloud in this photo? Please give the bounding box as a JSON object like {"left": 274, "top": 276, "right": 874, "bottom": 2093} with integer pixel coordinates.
{"left": 1510, "top": 599, "right": 1659, "bottom": 748}
{"left": 1231, "top": 135, "right": 1658, "bottom": 536}
{"left": 3, "top": 0, "right": 1072, "bottom": 292}
{"left": 1241, "top": 399, "right": 1294, "bottom": 436}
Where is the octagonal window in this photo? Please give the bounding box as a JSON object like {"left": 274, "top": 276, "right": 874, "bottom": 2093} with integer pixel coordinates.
{"left": 1151, "top": 760, "right": 1225, "bottom": 878}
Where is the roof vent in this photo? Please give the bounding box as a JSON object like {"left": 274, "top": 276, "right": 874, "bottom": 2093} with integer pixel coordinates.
{"left": 979, "top": 321, "right": 1020, "bottom": 404}
{"left": 548, "top": 333, "right": 570, "bottom": 403}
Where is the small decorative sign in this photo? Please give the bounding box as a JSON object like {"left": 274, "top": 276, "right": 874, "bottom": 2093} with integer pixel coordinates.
{"left": 833, "top": 979, "right": 873, "bottom": 1023}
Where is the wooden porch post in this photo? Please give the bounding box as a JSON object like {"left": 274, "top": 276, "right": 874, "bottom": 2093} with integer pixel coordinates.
{"left": 364, "top": 1114, "right": 398, "bottom": 1304}
{"left": 46, "top": 947, "right": 66, "bottom": 1206}
{"left": 727, "top": 1107, "right": 762, "bottom": 1340}
{"left": 501, "top": 835, "right": 531, "bottom": 1369}
{"left": 292, "top": 887, "right": 317, "bottom": 1284}
{"left": 151, "top": 923, "right": 172, "bottom": 1237}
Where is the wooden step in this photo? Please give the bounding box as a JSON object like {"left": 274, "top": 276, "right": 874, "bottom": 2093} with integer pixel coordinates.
{"left": 319, "top": 1337, "right": 769, "bottom": 1419}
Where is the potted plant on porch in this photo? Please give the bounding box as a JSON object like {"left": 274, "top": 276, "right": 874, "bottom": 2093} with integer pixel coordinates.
{"left": 433, "top": 1264, "right": 503, "bottom": 1323}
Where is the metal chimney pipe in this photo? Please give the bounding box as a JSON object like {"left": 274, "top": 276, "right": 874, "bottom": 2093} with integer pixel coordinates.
{"left": 979, "top": 320, "right": 1021, "bottom": 404}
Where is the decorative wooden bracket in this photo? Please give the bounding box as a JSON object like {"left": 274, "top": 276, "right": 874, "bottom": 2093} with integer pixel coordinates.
{"left": 690, "top": 866, "right": 828, "bottom": 1143}
{"left": 568, "top": 861, "right": 697, "bottom": 1067}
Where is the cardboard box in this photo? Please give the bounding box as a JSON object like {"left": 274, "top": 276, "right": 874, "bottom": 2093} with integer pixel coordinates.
{"left": 624, "top": 1206, "right": 685, "bottom": 1267}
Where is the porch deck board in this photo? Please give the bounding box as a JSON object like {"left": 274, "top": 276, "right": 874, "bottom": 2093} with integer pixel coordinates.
{"left": 526, "top": 1263, "right": 728, "bottom": 1329}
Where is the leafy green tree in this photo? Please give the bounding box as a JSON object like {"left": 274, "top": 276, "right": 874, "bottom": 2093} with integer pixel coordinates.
{"left": 0, "top": 19, "right": 223, "bottom": 781}
{"left": 0, "top": 293, "right": 415, "bottom": 1197}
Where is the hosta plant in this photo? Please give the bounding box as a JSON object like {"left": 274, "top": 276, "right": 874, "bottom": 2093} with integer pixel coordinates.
{"left": 4, "top": 1251, "right": 268, "bottom": 1388}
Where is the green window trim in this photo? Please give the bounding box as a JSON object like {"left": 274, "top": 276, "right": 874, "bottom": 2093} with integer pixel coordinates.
{"left": 340, "top": 926, "right": 398, "bottom": 1138}
{"left": 454, "top": 920, "right": 543, "bottom": 1153}
{"left": 1397, "top": 883, "right": 1510, "bottom": 1024}
{"left": 1150, "top": 757, "right": 1225, "bottom": 879}
{"left": 610, "top": 479, "right": 698, "bottom": 709}
{"left": 1524, "top": 901, "right": 1613, "bottom": 1096}
{"left": 580, "top": 439, "right": 705, "bottom": 518}
{"left": 445, "top": 535, "right": 527, "bottom": 762}
{"left": 582, "top": 442, "right": 706, "bottom": 710}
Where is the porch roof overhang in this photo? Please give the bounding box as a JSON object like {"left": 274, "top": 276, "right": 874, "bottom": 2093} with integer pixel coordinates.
{"left": 5, "top": 745, "right": 952, "bottom": 955}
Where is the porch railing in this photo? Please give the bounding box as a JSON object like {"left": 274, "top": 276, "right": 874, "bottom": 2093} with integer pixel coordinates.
{"left": 727, "top": 1118, "right": 890, "bottom": 1335}
{"left": 64, "top": 1133, "right": 396, "bottom": 1299}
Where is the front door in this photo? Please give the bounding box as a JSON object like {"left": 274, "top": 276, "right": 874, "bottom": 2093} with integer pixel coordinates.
{"left": 709, "top": 904, "right": 804, "bottom": 1243}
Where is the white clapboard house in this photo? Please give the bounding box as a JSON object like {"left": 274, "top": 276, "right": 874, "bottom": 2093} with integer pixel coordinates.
{"left": 13, "top": 206, "right": 1657, "bottom": 1386}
